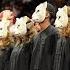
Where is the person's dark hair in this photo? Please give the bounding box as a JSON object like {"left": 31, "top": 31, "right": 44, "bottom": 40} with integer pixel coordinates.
{"left": 47, "top": 3, "right": 56, "bottom": 25}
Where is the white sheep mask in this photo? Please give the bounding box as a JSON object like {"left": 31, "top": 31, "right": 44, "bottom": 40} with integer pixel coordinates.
{"left": 0, "top": 22, "right": 8, "bottom": 38}
{"left": 54, "top": 6, "right": 68, "bottom": 28}
{"left": 10, "top": 16, "right": 29, "bottom": 36}
{"left": 0, "top": 10, "right": 15, "bottom": 27}
{"left": 32, "top": 1, "right": 47, "bottom": 23}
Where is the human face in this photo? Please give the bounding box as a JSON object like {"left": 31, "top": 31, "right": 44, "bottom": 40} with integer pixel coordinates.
{"left": 34, "top": 23, "right": 41, "bottom": 32}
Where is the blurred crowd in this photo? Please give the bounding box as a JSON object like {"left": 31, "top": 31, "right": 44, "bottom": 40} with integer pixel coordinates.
{"left": 0, "top": 0, "right": 70, "bottom": 18}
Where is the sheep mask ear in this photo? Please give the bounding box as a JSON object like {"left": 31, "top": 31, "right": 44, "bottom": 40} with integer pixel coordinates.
{"left": 63, "top": 5, "right": 68, "bottom": 14}
{"left": 32, "top": 1, "right": 47, "bottom": 23}
{"left": 54, "top": 5, "right": 68, "bottom": 28}
{"left": 9, "top": 16, "right": 29, "bottom": 36}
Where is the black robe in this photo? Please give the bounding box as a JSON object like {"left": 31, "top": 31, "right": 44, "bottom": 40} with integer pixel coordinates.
{"left": 53, "top": 37, "right": 70, "bottom": 70}
{"left": 30, "top": 25, "right": 59, "bottom": 70}
{"left": 9, "top": 42, "right": 32, "bottom": 70}
{"left": 0, "top": 45, "right": 13, "bottom": 70}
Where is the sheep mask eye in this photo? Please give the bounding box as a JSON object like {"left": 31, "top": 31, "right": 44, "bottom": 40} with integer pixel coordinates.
{"left": 0, "top": 22, "right": 8, "bottom": 38}
{"left": 32, "top": 1, "right": 47, "bottom": 23}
